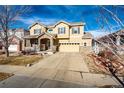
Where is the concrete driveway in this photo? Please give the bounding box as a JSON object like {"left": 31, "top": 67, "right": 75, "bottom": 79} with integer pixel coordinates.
{"left": 0, "top": 53, "right": 120, "bottom": 88}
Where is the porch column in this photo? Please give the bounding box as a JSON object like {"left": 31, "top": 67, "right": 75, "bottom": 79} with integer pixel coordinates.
{"left": 25, "top": 39, "right": 31, "bottom": 47}
{"left": 22, "top": 39, "right": 26, "bottom": 50}
{"left": 50, "top": 38, "right": 53, "bottom": 51}
{"left": 38, "top": 38, "right": 41, "bottom": 51}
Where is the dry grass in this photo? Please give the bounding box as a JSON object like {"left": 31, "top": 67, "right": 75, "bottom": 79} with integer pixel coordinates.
{"left": 0, "top": 72, "right": 13, "bottom": 81}
{"left": 0, "top": 55, "right": 42, "bottom": 66}
{"left": 82, "top": 53, "right": 106, "bottom": 74}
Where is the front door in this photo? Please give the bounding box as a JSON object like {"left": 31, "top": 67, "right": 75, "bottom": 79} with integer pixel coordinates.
{"left": 40, "top": 38, "right": 50, "bottom": 51}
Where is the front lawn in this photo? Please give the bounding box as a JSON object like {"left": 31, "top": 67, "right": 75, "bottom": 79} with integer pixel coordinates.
{"left": 0, "top": 72, "right": 13, "bottom": 81}
{"left": 0, "top": 55, "right": 43, "bottom": 66}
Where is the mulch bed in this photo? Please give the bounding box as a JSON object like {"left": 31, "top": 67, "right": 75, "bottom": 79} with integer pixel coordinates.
{"left": 82, "top": 54, "right": 106, "bottom": 74}
{"left": 0, "top": 72, "right": 13, "bottom": 81}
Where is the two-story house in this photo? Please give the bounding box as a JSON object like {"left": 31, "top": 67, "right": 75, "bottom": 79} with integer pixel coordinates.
{"left": 24, "top": 20, "right": 92, "bottom": 52}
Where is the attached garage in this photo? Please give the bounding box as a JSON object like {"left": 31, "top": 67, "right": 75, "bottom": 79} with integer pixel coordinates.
{"left": 59, "top": 43, "right": 80, "bottom": 52}
{"left": 8, "top": 45, "right": 18, "bottom": 52}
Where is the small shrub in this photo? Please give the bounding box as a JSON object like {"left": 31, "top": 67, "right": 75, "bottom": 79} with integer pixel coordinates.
{"left": 98, "top": 51, "right": 105, "bottom": 57}
{"left": 23, "top": 47, "right": 36, "bottom": 55}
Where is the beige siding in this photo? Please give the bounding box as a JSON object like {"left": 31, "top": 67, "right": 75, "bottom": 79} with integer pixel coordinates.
{"left": 69, "top": 26, "right": 84, "bottom": 43}
{"left": 59, "top": 43, "right": 79, "bottom": 52}
{"left": 30, "top": 24, "right": 47, "bottom": 35}
{"left": 82, "top": 39, "right": 92, "bottom": 46}
{"left": 58, "top": 39, "right": 70, "bottom": 43}
{"left": 54, "top": 24, "right": 85, "bottom": 46}
{"left": 53, "top": 22, "right": 70, "bottom": 38}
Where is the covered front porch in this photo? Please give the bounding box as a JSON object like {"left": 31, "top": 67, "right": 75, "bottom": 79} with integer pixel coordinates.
{"left": 24, "top": 32, "right": 58, "bottom": 52}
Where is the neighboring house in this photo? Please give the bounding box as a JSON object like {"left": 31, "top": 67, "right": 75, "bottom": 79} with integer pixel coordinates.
{"left": 93, "top": 29, "right": 124, "bottom": 54}
{"left": 8, "top": 35, "right": 23, "bottom": 52}
{"left": 95, "top": 29, "right": 124, "bottom": 45}
{"left": 0, "top": 28, "right": 29, "bottom": 52}
{"left": 24, "top": 20, "right": 93, "bottom": 52}
{"left": 8, "top": 28, "right": 29, "bottom": 38}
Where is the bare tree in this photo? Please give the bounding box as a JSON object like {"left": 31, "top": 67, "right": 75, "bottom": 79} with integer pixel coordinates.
{"left": 94, "top": 6, "right": 124, "bottom": 87}
{"left": 83, "top": 5, "right": 124, "bottom": 87}
{"left": 0, "top": 5, "right": 30, "bottom": 57}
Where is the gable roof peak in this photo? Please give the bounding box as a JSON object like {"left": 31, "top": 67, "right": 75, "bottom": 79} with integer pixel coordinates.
{"left": 53, "top": 20, "right": 70, "bottom": 27}
{"left": 58, "top": 20, "right": 70, "bottom": 23}
{"left": 53, "top": 20, "right": 85, "bottom": 27}
{"left": 28, "top": 21, "right": 46, "bottom": 29}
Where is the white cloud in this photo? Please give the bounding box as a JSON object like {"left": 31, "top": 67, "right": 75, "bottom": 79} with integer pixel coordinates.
{"left": 88, "top": 27, "right": 121, "bottom": 38}
{"left": 18, "top": 17, "right": 58, "bottom": 25}
{"left": 88, "top": 30, "right": 110, "bottom": 38}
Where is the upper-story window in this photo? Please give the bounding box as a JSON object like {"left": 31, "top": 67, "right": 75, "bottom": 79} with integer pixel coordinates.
{"left": 72, "top": 27, "right": 80, "bottom": 34}
{"left": 34, "top": 29, "right": 41, "bottom": 35}
{"left": 58, "top": 27, "right": 65, "bottom": 34}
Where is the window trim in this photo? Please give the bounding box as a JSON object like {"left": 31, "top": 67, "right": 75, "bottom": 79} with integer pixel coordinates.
{"left": 58, "top": 27, "right": 66, "bottom": 34}
{"left": 72, "top": 27, "right": 80, "bottom": 34}
{"left": 34, "top": 29, "right": 41, "bottom": 35}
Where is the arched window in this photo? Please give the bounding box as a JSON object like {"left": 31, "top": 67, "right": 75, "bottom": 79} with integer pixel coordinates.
{"left": 84, "top": 42, "right": 87, "bottom": 46}
{"left": 48, "top": 29, "right": 53, "bottom": 32}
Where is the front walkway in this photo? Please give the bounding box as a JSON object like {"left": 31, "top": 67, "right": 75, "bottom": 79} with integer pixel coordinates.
{"left": 0, "top": 53, "right": 121, "bottom": 87}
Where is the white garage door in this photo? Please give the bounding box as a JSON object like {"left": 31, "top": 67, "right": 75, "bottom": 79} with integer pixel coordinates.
{"left": 59, "top": 43, "right": 79, "bottom": 52}
{"left": 8, "top": 45, "right": 18, "bottom": 52}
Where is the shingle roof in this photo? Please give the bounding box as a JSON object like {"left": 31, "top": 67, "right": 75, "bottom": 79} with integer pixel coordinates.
{"left": 23, "top": 35, "right": 39, "bottom": 39}
{"left": 24, "top": 32, "right": 56, "bottom": 39}
{"left": 10, "top": 35, "right": 22, "bottom": 41}
{"left": 28, "top": 20, "right": 85, "bottom": 29}
{"left": 28, "top": 22, "right": 46, "bottom": 29}
{"left": 70, "top": 22, "right": 85, "bottom": 26}
{"left": 48, "top": 20, "right": 85, "bottom": 28}
{"left": 82, "top": 32, "right": 93, "bottom": 39}
{"left": 96, "top": 29, "right": 124, "bottom": 43}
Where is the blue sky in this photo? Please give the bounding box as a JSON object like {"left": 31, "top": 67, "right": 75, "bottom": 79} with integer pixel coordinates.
{"left": 14, "top": 5, "right": 124, "bottom": 37}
